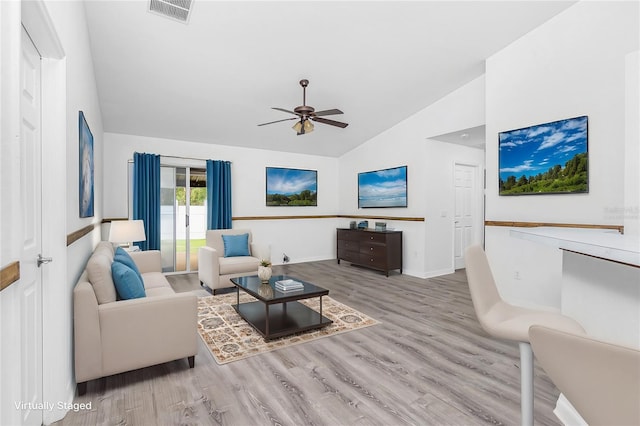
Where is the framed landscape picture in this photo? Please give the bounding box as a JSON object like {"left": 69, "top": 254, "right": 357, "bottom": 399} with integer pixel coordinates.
{"left": 78, "top": 111, "right": 94, "bottom": 217}
{"left": 358, "top": 165, "right": 408, "bottom": 208}
{"left": 498, "top": 116, "right": 588, "bottom": 195}
{"left": 266, "top": 167, "right": 317, "bottom": 206}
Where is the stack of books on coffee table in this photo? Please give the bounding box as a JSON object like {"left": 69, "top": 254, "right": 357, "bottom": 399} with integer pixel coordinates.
{"left": 275, "top": 279, "right": 304, "bottom": 292}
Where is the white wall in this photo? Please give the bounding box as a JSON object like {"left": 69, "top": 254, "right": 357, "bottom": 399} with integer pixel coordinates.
{"left": 339, "top": 76, "right": 485, "bottom": 278}
{"left": 485, "top": 1, "right": 639, "bottom": 308}
{"left": 46, "top": 1, "right": 104, "bottom": 422}
{"left": 423, "top": 140, "right": 484, "bottom": 276}
{"left": 103, "top": 133, "right": 341, "bottom": 264}
{"left": 624, "top": 50, "right": 640, "bottom": 238}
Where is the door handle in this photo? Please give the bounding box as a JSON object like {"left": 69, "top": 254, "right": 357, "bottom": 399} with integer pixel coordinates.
{"left": 37, "top": 254, "right": 52, "bottom": 267}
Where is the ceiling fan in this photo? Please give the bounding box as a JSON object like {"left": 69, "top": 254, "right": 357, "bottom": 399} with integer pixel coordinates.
{"left": 258, "top": 79, "right": 349, "bottom": 135}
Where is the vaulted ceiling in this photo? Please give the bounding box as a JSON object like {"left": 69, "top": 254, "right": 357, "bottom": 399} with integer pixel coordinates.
{"left": 84, "top": 1, "right": 575, "bottom": 157}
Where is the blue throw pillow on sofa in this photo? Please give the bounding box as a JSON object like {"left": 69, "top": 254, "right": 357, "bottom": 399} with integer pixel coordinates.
{"left": 222, "top": 233, "right": 250, "bottom": 257}
{"left": 111, "top": 261, "right": 146, "bottom": 300}
{"left": 114, "top": 247, "right": 143, "bottom": 281}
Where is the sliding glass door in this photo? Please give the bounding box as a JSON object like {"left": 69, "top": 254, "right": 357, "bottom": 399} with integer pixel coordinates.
{"left": 160, "top": 166, "right": 207, "bottom": 273}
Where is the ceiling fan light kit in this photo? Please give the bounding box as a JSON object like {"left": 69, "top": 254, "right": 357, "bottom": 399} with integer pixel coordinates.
{"left": 258, "top": 79, "right": 349, "bottom": 136}
{"left": 292, "top": 119, "right": 314, "bottom": 135}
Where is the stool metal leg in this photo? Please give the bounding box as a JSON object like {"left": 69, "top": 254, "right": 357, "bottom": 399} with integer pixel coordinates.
{"left": 520, "top": 342, "right": 534, "bottom": 426}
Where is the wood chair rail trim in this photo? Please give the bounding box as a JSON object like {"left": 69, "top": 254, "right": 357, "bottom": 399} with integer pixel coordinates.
{"left": 67, "top": 224, "right": 99, "bottom": 247}
{"left": 0, "top": 261, "right": 20, "bottom": 291}
{"left": 232, "top": 214, "right": 424, "bottom": 222}
{"left": 485, "top": 220, "right": 624, "bottom": 234}
{"left": 105, "top": 215, "right": 425, "bottom": 223}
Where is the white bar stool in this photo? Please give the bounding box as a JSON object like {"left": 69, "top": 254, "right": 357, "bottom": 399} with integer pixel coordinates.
{"left": 529, "top": 325, "right": 640, "bottom": 426}
{"left": 464, "top": 245, "right": 585, "bottom": 426}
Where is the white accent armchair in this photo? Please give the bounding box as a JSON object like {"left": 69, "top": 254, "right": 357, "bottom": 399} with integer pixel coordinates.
{"left": 198, "top": 228, "right": 271, "bottom": 294}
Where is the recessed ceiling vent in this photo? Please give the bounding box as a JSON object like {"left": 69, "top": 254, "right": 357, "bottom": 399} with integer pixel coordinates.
{"left": 149, "top": 0, "right": 193, "bottom": 24}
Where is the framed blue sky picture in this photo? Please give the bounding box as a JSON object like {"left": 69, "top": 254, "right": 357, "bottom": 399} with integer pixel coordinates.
{"left": 79, "top": 111, "right": 94, "bottom": 217}
{"left": 358, "top": 165, "right": 408, "bottom": 208}
{"left": 498, "top": 116, "right": 588, "bottom": 195}
{"left": 266, "top": 167, "right": 317, "bottom": 206}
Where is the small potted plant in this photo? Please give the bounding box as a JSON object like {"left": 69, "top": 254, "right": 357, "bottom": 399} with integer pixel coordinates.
{"left": 258, "top": 259, "right": 272, "bottom": 283}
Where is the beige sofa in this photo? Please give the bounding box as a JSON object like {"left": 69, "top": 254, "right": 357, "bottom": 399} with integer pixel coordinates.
{"left": 73, "top": 241, "right": 197, "bottom": 395}
{"left": 198, "top": 229, "right": 270, "bottom": 293}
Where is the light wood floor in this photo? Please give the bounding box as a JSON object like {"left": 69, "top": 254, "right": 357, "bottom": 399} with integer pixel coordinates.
{"left": 55, "top": 260, "right": 562, "bottom": 426}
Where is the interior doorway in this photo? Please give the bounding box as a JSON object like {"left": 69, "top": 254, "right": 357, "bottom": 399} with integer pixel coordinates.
{"left": 453, "top": 163, "right": 482, "bottom": 269}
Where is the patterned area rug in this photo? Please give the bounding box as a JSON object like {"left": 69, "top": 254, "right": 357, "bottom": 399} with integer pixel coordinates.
{"left": 197, "top": 292, "right": 380, "bottom": 364}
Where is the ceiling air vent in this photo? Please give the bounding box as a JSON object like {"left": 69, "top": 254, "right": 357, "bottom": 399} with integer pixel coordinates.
{"left": 149, "top": 0, "right": 193, "bottom": 24}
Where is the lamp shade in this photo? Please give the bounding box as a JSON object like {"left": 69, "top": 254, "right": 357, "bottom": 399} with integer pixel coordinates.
{"left": 108, "top": 220, "right": 146, "bottom": 243}
{"left": 303, "top": 119, "right": 314, "bottom": 133}
{"left": 292, "top": 119, "right": 314, "bottom": 134}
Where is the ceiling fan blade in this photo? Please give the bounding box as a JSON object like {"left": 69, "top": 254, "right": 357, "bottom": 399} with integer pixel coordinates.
{"left": 257, "top": 117, "right": 297, "bottom": 126}
{"left": 272, "top": 107, "right": 300, "bottom": 116}
{"left": 313, "top": 108, "right": 343, "bottom": 117}
{"left": 311, "top": 117, "right": 349, "bottom": 128}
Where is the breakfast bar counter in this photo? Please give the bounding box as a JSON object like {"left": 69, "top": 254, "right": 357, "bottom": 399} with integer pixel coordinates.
{"left": 511, "top": 227, "right": 639, "bottom": 424}
{"left": 510, "top": 227, "right": 640, "bottom": 267}
{"left": 510, "top": 227, "right": 639, "bottom": 348}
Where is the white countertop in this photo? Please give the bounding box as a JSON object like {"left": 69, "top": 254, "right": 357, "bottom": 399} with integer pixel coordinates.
{"left": 510, "top": 227, "right": 640, "bottom": 267}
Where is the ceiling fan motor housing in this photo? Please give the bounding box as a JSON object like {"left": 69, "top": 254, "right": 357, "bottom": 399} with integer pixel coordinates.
{"left": 294, "top": 105, "right": 315, "bottom": 117}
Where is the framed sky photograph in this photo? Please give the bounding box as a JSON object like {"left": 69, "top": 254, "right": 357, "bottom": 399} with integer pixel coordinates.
{"left": 498, "top": 115, "right": 588, "bottom": 195}
{"left": 358, "top": 165, "right": 408, "bottom": 208}
{"left": 266, "top": 167, "right": 317, "bottom": 206}
{"left": 79, "top": 111, "right": 94, "bottom": 217}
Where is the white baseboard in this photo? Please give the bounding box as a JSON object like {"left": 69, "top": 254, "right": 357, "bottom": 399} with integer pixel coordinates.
{"left": 422, "top": 267, "right": 454, "bottom": 279}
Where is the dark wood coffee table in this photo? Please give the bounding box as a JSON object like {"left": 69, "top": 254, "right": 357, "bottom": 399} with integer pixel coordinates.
{"left": 230, "top": 275, "right": 333, "bottom": 341}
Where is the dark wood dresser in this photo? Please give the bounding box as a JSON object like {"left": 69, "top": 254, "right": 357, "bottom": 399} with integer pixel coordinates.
{"left": 336, "top": 228, "right": 402, "bottom": 276}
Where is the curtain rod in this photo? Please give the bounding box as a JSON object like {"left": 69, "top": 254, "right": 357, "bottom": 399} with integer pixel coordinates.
{"left": 127, "top": 155, "right": 231, "bottom": 163}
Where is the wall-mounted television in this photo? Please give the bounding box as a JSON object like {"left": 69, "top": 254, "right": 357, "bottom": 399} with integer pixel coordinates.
{"left": 499, "top": 115, "right": 588, "bottom": 195}
{"left": 266, "top": 167, "right": 317, "bottom": 206}
{"left": 358, "top": 165, "right": 407, "bottom": 208}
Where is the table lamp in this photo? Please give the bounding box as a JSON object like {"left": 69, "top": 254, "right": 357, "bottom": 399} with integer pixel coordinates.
{"left": 108, "top": 220, "right": 146, "bottom": 251}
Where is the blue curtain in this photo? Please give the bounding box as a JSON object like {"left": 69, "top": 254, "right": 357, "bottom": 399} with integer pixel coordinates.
{"left": 206, "top": 160, "right": 232, "bottom": 229}
{"left": 133, "top": 152, "right": 161, "bottom": 250}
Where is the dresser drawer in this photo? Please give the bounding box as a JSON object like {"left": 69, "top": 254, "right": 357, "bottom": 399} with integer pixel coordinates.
{"left": 360, "top": 243, "right": 387, "bottom": 256}
{"left": 340, "top": 240, "right": 359, "bottom": 252}
{"left": 337, "top": 229, "right": 360, "bottom": 241}
{"left": 360, "top": 253, "right": 387, "bottom": 269}
{"left": 362, "top": 232, "right": 387, "bottom": 244}
{"left": 338, "top": 249, "right": 359, "bottom": 263}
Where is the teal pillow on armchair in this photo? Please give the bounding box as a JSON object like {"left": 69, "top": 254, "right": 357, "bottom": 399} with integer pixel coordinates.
{"left": 221, "top": 233, "right": 250, "bottom": 257}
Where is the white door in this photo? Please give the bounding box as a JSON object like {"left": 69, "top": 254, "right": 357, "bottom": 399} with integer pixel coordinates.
{"left": 20, "top": 27, "right": 44, "bottom": 426}
{"left": 454, "top": 164, "right": 477, "bottom": 269}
